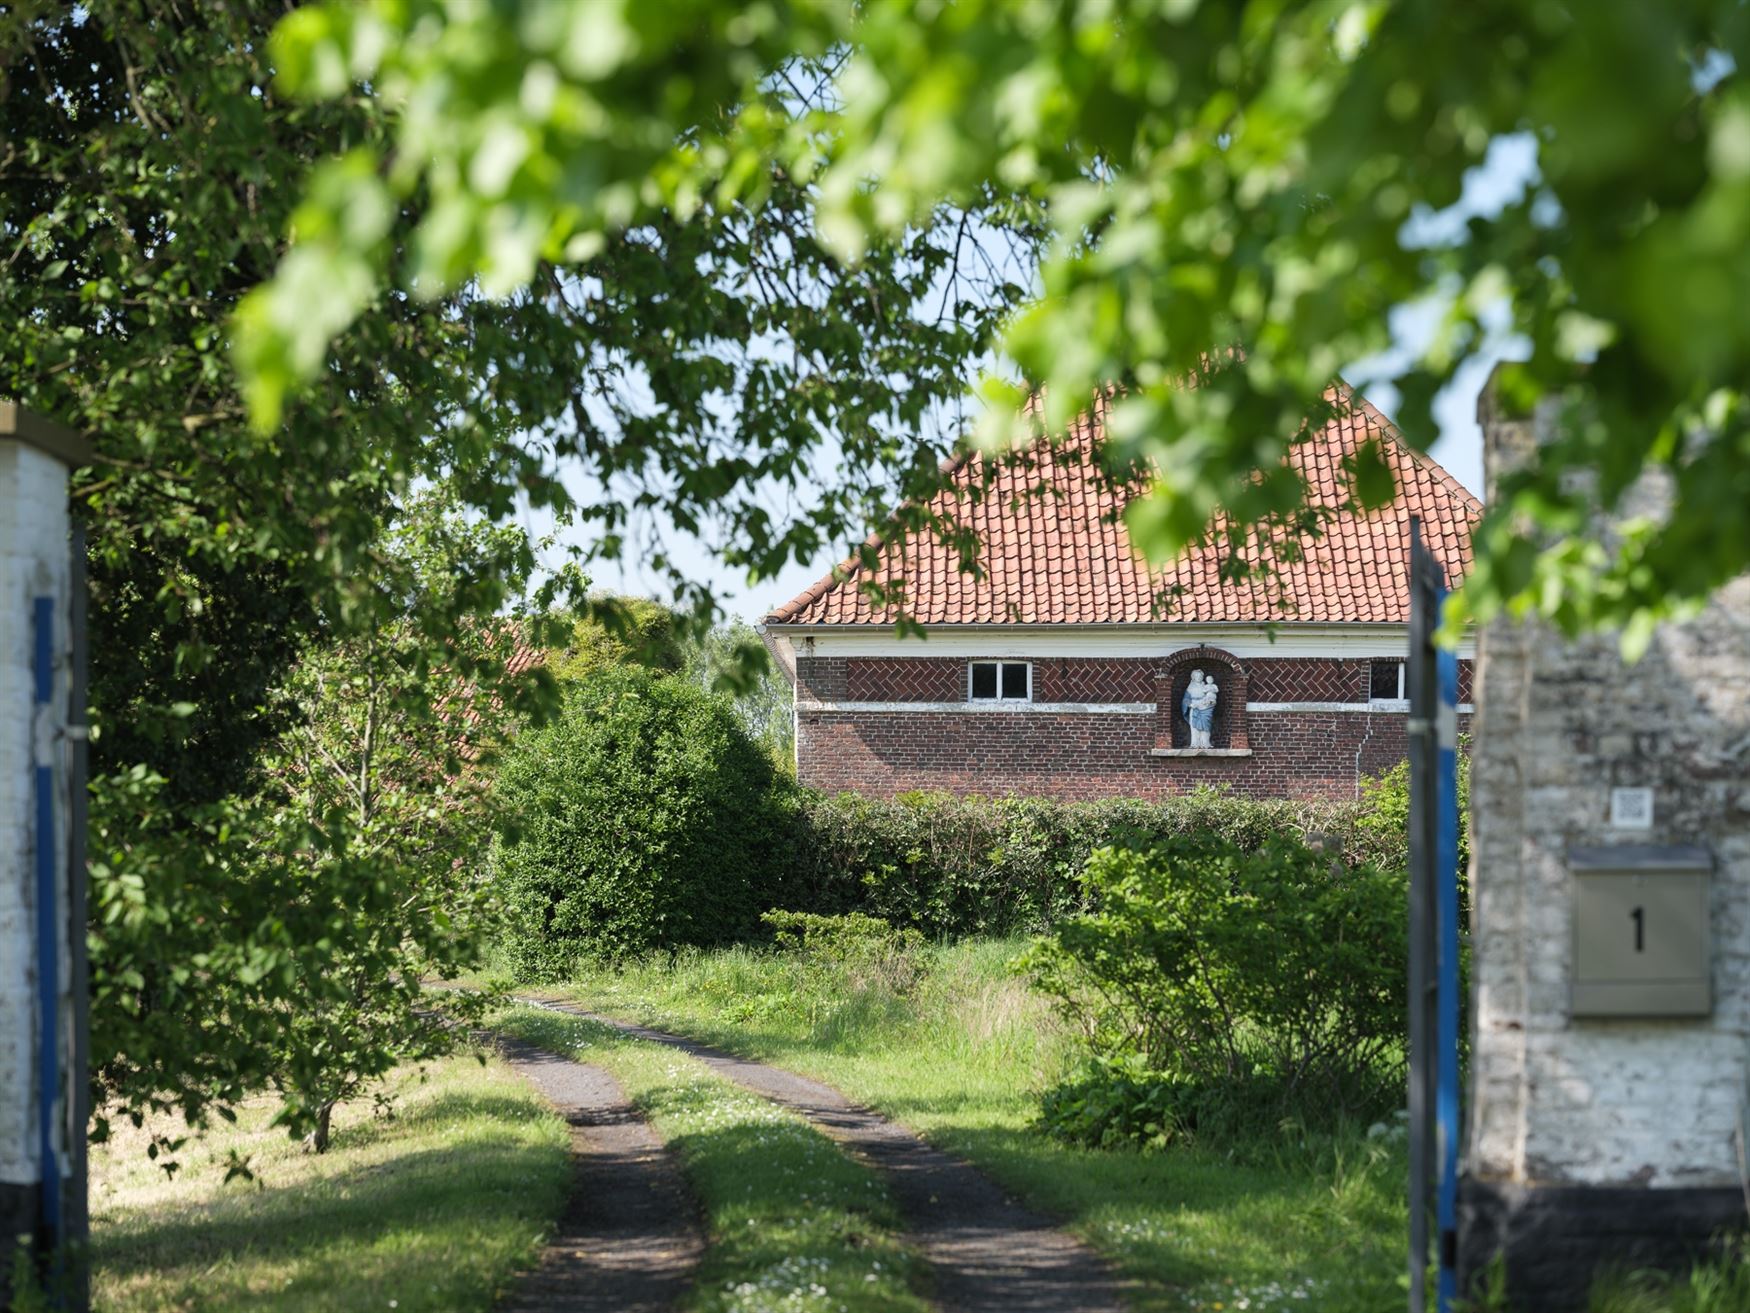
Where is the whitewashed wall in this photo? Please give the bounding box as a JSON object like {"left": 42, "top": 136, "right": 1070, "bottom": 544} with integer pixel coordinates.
{"left": 0, "top": 437, "right": 73, "bottom": 1195}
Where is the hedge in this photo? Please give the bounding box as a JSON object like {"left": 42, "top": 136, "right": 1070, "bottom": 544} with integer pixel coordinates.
{"left": 774, "top": 785, "right": 1410, "bottom": 939}
{"left": 491, "top": 682, "right": 1445, "bottom": 969}
{"left": 491, "top": 667, "right": 786, "bottom": 976}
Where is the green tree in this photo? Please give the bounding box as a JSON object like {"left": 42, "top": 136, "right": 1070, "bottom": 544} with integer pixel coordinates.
{"left": 1, "top": 0, "right": 1030, "bottom": 1139}
{"left": 89, "top": 490, "right": 548, "bottom": 1153}
{"left": 253, "top": 1, "right": 1750, "bottom": 650}
{"left": 682, "top": 620, "right": 795, "bottom": 768}
{"left": 547, "top": 596, "right": 688, "bottom": 684}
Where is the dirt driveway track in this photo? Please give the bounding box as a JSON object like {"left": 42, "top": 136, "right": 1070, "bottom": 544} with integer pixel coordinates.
{"left": 515, "top": 996, "right": 1128, "bottom": 1313}
{"left": 492, "top": 1033, "right": 703, "bottom": 1313}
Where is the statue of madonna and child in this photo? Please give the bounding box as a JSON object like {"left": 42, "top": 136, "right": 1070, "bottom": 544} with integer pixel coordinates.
{"left": 1180, "top": 668, "right": 1219, "bottom": 749}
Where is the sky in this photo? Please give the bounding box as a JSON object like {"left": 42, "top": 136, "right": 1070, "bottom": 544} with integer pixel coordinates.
{"left": 557, "top": 136, "right": 1540, "bottom": 624}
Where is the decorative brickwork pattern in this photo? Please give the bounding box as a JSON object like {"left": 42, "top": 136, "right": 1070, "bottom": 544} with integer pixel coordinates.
{"left": 845, "top": 656, "right": 1159, "bottom": 704}
{"left": 796, "top": 706, "right": 1470, "bottom": 802}
{"left": 1249, "top": 657, "right": 1368, "bottom": 703}
{"left": 1031, "top": 657, "right": 1157, "bottom": 703}
{"left": 846, "top": 658, "right": 963, "bottom": 701}
{"left": 823, "top": 655, "right": 1442, "bottom": 707}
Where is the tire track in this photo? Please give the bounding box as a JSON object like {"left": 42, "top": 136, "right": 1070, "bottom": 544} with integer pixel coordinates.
{"left": 513, "top": 997, "right": 1127, "bottom": 1313}
{"left": 491, "top": 1033, "right": 703, "bottom": 1313}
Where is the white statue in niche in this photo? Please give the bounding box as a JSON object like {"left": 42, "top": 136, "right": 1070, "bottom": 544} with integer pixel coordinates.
{"left": 1181, "top": 668, "right": 1219, "bottom": 749}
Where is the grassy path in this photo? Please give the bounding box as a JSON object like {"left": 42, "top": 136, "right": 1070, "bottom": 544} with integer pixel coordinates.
{"left": 89, "top": 1052, "right": 569, "bottom": 1313}
{"left": 510, "top": 995, "right": 1126, "bottom": 1313}
{"left": 491, "top": 1033, "right": 703, "bottom": 1313}
{"left": 493, "top": 1005, "right": 931, "bottom": 1313}
{"left": 528, "top": 941, "right": 1410, "bottom": 1313}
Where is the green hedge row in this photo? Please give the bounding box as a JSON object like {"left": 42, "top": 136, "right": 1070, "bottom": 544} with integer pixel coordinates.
{"left": 779, "top": 784, "right": 1412, "bottom": 939}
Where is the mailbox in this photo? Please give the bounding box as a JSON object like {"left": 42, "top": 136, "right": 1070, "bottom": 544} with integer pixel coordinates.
{"left": 1569, "top": 845, "right": 1712, "bottom": 1018}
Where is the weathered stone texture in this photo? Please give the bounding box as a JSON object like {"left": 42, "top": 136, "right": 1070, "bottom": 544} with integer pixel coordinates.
{"left": 1461, "top": 398, "right": 1750, "bottom": 1306}
{"left": 1467, "top": 456, "right": 1750, "bottom": 1189}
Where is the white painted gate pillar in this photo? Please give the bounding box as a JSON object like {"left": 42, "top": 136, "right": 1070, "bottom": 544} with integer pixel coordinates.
{"left": 0, "top": 401, "right": 90, "bottom": 1303}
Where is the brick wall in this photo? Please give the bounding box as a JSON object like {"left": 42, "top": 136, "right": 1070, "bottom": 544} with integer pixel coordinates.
{"left": 843, "top": 656, "right": 1158, "bottom": 703}
{"left": 828, "top": 654, "right": 1473, "bottom": 706}
{"left": 794, "top": 655, "right": 847, "bottom": 701}
{"left": 1248, "top": 657, "right": 1368, "bottom": 702}
{"left": 797, "top": 705, "right": 1472, "bottom": 802}
{"left": 793, "top": 652, "right": 1476, "bottom": 800}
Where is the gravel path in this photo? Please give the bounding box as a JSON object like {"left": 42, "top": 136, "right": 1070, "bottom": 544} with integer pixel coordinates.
{"left": 491, "top": 1033, "right": 703, "bottom": 1313}
{"left": 515, "top": 996, "right": 1127, "bottom": 1313}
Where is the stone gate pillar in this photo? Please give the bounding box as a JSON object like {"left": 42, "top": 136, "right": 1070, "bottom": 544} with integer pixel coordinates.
{"left": 1458, "top": 387, "right": 1750, "bottom": 1307}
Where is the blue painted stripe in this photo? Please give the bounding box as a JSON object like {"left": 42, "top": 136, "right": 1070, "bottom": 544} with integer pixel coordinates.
{"left": 33, "top": 595, "right": 61, "bottom": 1244}
{"left": 1435, "top": 590, "right": 1461, "bottom": 1312}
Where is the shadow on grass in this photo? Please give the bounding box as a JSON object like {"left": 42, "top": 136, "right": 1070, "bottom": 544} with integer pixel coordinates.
{"left": 92, "top": 1084, "right": 569, "bottom": 1313}
{"left": 324, "top": 1088, "right": 554, "bottom": 1152}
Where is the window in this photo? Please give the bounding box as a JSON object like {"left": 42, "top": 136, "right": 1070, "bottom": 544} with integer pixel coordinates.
{"left": 969, "top": 660, "right": 1031, "bottom": 702}
{"left": 1370, "top": 660, "right": 1406, "bottom": 701}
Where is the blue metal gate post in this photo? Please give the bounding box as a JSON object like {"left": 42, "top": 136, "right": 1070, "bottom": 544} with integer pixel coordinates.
{"left": 1435, "top": 588, "right": 1461, "bottom": 1308}
{"left": 1408, "top": 519, "right": 1462, "bottom": 1313}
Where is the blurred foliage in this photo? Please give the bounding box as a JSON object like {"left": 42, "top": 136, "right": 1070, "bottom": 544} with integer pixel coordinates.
{"left": 0, "top": 0, "right": 1028, "bottom": 1140}
{"left": 254, "top": 0, "right": 1750, "bottom": 647}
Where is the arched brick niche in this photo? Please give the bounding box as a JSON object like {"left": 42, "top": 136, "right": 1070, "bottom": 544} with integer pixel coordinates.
{"left": 1152, "top": 646, "right": 1251, "bottom": 755}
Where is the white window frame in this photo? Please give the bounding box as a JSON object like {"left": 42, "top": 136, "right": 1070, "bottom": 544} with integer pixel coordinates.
{"left": 967, "top": 660, "right": 1033, "bottom": 703}
{"left": 1368, "top": 659, "right": 1408, "bottom": 705}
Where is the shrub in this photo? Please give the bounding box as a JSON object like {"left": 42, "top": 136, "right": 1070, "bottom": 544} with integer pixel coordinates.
{"left": 779, "top": 787, "right": 1356, "bottom": 937}
{"left": 760, "top": 909, "right": 926, "bottom": 994}
{"left": 491, "top": 667, "right": 787, "bottom": 977}
{"left": 1348, "top": 742, "right": 1471, "bottom": 875}
{"left": 1023, "top": 830, "right": 1407, "bottom": 1148}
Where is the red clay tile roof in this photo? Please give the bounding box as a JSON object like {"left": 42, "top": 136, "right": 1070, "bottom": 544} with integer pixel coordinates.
{"left": 766, "top": 383, "right": 1479, "bottom": 627}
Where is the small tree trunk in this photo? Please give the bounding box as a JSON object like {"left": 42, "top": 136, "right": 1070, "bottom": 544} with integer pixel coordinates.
{"left": 303, "top": 1101, "right": 336, "bottom": 1154}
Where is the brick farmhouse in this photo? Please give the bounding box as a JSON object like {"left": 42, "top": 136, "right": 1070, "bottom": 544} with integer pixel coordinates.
{"left": 760, "top": 385, "right": 1479, "bottom": 802}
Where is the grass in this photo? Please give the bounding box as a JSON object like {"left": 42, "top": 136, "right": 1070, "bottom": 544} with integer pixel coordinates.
{"left": 1579, "top": 1246, "right": 1750, "bottom": 1313}
{"left": 88, "top": 1051, "right": 569, "bottom": 1313}
{"left": 509, "top": 938, "right": 1410, "bottom": 1313}
{"left": 490, "top": 1004, "right": 930, "bottom": 1313}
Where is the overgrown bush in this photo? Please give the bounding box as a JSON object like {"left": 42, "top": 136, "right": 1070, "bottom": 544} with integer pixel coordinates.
{"left": 761, "top": 909, "right": 927, "bottom": 994}
{"left": 1023, "top": 830, "right": 1407, "bottom": 1149}
{"left": 781, "top": 788, "right": 1361, "bottom": 937}
{"left": 492, "top": 667, "right": 788, "bottom": 977}
{"left": 1349, "top": 744, "right": 1472, "bottom": 876}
